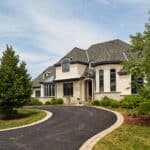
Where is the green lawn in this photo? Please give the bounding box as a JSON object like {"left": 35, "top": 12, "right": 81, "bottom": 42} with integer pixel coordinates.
{"left": 0, "top": 109, "right": 47, "bottom": 130}
{"left": 93, "top": 107, "right": 150, "bottom": 150}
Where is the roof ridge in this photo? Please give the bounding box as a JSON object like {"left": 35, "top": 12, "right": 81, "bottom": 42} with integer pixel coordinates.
{"left": 86, "top": 50, "right": 89, "bottom": 62}
{"left": 87, "top": 39, "right": 127, "bottom": 49}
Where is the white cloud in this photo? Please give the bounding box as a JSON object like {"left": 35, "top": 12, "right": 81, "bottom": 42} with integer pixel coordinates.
{"left": 0, "top": 0, "right": 117, "bottom": 78}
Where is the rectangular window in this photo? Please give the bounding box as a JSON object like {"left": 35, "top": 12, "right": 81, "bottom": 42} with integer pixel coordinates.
{"left": 62, "top": 58, "right": 70, "bottom": 72}
{"left": 131, "top": 75, "right": 143, "bottom": 94}
{"left": 63, "top": 83, "right": 73, "bottom": 96}
{"left": 110, "top": 69, "right": 116, "bottom": 92}
{"left": 99, "top": 70, "right": 104, "bottom": 92}
{"left": 35, "top": 90, "right": 41, "bottom": 97}
{"left": 44, "top": 83, "right": 55, "bottom": 97}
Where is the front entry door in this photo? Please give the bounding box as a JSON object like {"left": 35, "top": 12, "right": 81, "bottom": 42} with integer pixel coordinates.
{"left": 85, "top": 79, "right": 93, "bottom": 101}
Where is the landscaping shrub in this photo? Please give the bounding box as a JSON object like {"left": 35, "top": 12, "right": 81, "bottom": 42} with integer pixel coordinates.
{"left": 138, "top": 101, "right": 150, "bottom": 115}
{"left": 100, "top": 96, "right": 111, "bottom": 106}
{"left": 45, "top": 98, "right": 64, "bottom": 105}
{"left": 92, "top": 100, "right": 100, "bottom": 106}
{"left": 50, "top": 98, "right": 58, "bottom": 105}
{"left": 110, "top": 100, "right": 120, "bottom": 108}
{"left": 57, "top": 98, "right": 64, "bottom": 104}
{"left": 45, "top": 101, "right": 51, "bottom": 105}
{"left": 27, "top": 98, "right": 42, "bottom": 106}
{"left": 120, "top": 95, "right": 144, "bottom": 109}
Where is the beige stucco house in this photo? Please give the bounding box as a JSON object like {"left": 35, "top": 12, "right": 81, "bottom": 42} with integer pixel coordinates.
{"left": 32, "top": 39, "right": 139, "bottom": 104}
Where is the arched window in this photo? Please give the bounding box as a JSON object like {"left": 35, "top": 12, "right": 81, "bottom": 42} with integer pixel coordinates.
{"left": 110, "top": 69, "right": 116, "bottom": 92}
{"left": 62, "top": 58, "right": 70, "bottom": 72}
{"left": 99, "top": 70, "right": 104, "bottom": 92}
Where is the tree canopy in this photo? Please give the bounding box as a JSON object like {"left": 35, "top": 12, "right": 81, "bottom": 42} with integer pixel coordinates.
{"left": 123, "top": 12, "right": 150, "bottom": 98}
{"left": 0, "top": 45, "right": 32, "bottom": 118}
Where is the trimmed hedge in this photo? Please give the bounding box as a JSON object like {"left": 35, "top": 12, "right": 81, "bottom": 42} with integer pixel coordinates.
{"left": 27, "top": 98, "right": 43, "bottom": 105}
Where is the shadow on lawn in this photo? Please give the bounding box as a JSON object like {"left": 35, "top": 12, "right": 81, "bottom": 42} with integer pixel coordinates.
{"left": 0, "top": 109, "right": 39, "bottom": 120}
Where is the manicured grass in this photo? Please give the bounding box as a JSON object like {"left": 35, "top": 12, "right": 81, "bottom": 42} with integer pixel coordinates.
{"left": 0, "top": 109, "right": 47, "bottom": 130}
{"left": 93, "top": 125, "right": 150, "bottom": 150}
{"left": 93, "top": 107, "right": 150, "bottom": 150}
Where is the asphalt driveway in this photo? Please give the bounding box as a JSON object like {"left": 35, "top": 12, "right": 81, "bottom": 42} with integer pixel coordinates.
{"left": 0, "top": 106, "right": 117, "bottom": 150}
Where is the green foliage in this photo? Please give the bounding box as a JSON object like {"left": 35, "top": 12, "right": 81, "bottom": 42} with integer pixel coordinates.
{"left": 100, "top": 96, "right": 111, "bottom": 106}
{"left": 123, "top": 13, "right": 150, "bottom": 96}
{"left": 27, "top": 98, "right": 42, "bottom": 106}
{"left": 45, "top": 101, "right": 51, "bottom": 105}
{"left": 120, "top": 95, "right": 144, "bottom": 109}
{"left": 45, "top": 98, "right": 64, "bottom": 105}
{"left": 138, "top": 101, "right": 150, "bottom": 115}
{"left": 139, "top": 86, "right": 150, "bottom": 99}
{"left": 110, "top": 100, "right": 120, "bottom": 108}
{"left": 92, "top": 100, "right": 100, "bottom": 106}
{"left": 0, "top": 45, "right": 32, "bottom": 117}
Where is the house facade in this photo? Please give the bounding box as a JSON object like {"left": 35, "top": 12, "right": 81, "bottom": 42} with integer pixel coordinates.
{"left": 32, "top": 39, "right": 137, "bottom": 104}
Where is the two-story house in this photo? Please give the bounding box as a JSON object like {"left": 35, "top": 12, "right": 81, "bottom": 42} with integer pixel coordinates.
{"left": 32, "top": 39, "right": 138, "bottom": 104}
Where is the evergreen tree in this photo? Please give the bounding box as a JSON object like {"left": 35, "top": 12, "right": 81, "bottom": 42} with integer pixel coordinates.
{"left": 0, "top": 45, "right": 32, "bottom": 118}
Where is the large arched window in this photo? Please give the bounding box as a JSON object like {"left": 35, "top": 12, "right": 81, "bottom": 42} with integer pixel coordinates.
{"left": 62, "top": 58, "right": 70, "bottom": 72}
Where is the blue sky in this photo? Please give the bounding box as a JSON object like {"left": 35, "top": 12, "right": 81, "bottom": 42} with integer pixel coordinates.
{"left": 0, "top": 0, "right": 149, "bottom": 78}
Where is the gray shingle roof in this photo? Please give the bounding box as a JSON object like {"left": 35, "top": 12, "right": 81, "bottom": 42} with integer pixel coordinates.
{"left": 55, "top": 47, "right": 88, "bottom": 66}
{"left": 87, "top": 39, "right": 130, "bottom": 64}
{"left": 32, "top": 66, "right": 55, "bottom": 88}
{"left": 32, "top": 39, "right": 130, "bottom": 87}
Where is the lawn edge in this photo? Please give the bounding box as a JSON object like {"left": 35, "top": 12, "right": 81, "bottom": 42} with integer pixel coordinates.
{"left": 79, "top": 106, "right": 124, "bottom": 150}
{"left": 0, "top": 109, "right": 52, "bottom": 132}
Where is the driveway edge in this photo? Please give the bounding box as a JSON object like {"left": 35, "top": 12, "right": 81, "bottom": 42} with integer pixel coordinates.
{"left": 79, "top": 106, "right": 124, "bottom": 150}
{"left": 0, "top": 110, "right": 52, "bottom": 132}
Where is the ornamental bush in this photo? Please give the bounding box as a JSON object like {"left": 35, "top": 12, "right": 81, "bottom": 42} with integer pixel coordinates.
{"left": 45, "top": 98, "right": 64, "bottom": 105}
{"left": 120, "top": 95, "right": 144, "bottom": 109}
{"left": 92, "top": 100, "right": 100, "bottom": 106}
{"left": 27, "top": 98, "right": 42, "bottom": 105}
{"left": 100, "top": 96, "right": 111, "bottom": 106}
{"left": 138, "top": 101, "right": 150, "bottom": 115}
{"left": 110, "top": 100, "right": 120, "bottom": 108}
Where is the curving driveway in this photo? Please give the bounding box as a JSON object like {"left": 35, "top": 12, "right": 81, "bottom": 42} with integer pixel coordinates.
{"left": 0, "top": 106, "right": 117, "bottom": 150}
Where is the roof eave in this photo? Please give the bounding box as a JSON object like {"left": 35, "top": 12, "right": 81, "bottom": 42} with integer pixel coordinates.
{"left": 94, "top": 60, "right": 122, "bottom": 66}
{"left": 54, "top": 61, "right": 89, "bottom": 67}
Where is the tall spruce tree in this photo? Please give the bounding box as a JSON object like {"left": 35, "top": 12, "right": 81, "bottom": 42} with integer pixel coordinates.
{"left": 123, "top": 12, "right": 150, "bottom": 98}
{"left": 0, "top": 45, "right": 32, "bottom": 118}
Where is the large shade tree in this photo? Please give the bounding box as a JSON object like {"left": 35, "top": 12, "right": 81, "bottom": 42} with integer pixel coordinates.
{"left": 123, "top": 12, "right": 150, "bottom": 98}
{"left": 0, "top": 45, "right": 32, "bottom": 118}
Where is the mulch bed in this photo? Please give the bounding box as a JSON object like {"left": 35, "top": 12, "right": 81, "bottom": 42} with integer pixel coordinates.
{"left": 123, "top": 114, "right": 150, "bottom": 126}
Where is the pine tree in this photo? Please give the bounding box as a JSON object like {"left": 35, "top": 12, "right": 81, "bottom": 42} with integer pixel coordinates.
{"left": 0, "top": 45, "right": 32, "bottom": 118}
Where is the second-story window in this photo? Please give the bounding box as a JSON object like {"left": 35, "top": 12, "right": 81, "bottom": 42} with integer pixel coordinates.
{"left": 99, "top": 70, "right": 104, "bottom": 92}
{"left": 110, "top": 69, "right": 116, "bottom": 92}
{"left": 62, "top": 58, "right": 70, "bottom": 72}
